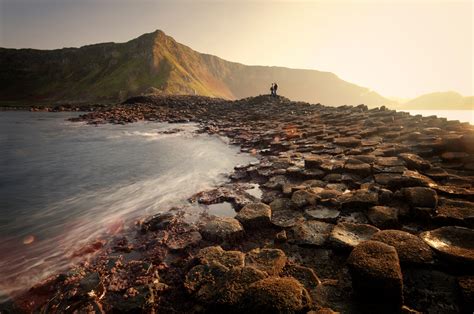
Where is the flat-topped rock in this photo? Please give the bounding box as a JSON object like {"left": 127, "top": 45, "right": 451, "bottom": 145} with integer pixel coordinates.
{"left": 292, "top": 189, "right": 318, "bottom": 208}
{"left": 435, "top": 198, "right": 474, "bottom": 227}
{"left": 337, "top": 189, "right": 379, "bottom": 211}
{"left": 421, "top": 226, "right": 474, "bottom": 267}
{"left": 333, "top": 137, "right": 361, "bottom": 147}
{"left": 305, "top": 206, "right": 340, "bottom": 223}
{"left": 196, "top": 246, "right": 245, "bottom": 268}
{"left": 347, "top": 240, "right": 403, "bottom": 308}
{"left": 236, "top": 202, "right": 271, "bottom": 229}
{"left": 288, "top": 220, "right": 334, "bottom": 246}
{"left": 371, "top": 230, "right": 434, "bottom": 265}
{"left": 240, "top": 277, "right": 311, "bottom": 313}
{"left": 329, "top": 222, "right": 380, "bottom": 250}
{"left": 199, "top": 217, "right": 245, "bottom": 244}
{"left": 271, "top": 210, "right": 305, "bottom": 228}
{"left": 401, "top": 187, "right": 438, "bottom": 208}
{"left": 367, "top": 206, "right": 399, "bottom": 229}
{"left": 399, "top": 153, "right": 432, "bottom": 171}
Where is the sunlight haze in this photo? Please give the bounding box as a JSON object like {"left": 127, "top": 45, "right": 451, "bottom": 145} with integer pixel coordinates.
{"left": 0, "top": 0, "right": 472, "bottom": 98}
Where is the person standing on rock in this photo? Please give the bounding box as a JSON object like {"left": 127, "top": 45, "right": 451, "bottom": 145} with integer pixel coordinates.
{"left": 273, "top": 82, "right": 278, "bottom": 96}
{"left": 270, "top": 83, "right": 274, "bottom": 96}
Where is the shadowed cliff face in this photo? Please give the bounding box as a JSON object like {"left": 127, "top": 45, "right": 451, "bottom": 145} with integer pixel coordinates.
{"left": 0, "top": 30, "right": 395, "bottom": 107}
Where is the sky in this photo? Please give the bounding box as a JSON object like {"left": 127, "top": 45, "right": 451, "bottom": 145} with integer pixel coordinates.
{"left": 0, "top": 0, "right": 472, "bottom": 98}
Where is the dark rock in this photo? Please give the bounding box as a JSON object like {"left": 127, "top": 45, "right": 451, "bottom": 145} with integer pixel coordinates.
{"left": 199, "top": 217, "right": 245, "bottom": 244}
{"left": 347, "top": 240, "right": 403, "bottom": 308}
{"left": 401, "top": 187, "right": 438, "bottom": 208}
{"left": 329, "top": 222, "right": 380, "bottom": 250}
{"left": 371, "top": 230, "right": 434, "bottom": 265}
{"left": 399, "top": 153, "right": 432, "bottom": 171}
{"left": 333, "top": 137, "right": 361, "bottom": 147}
{"left": 269, "top": 198, "right": 297, "bottom": 212}
{"left": 292, "top": 189, "right": 318, "bottom": 208}
{"left": 236, "top": 202, "right": 271, "bottom": 229}
{"left": 367, "top": 206, "right": 399, "bottom": 229}
{"left": 288, "top": 220, "right": 334, "bottom": 246}
{"left": 458, "top": 276, "right": 474, "bottom": 312}
{"left": 305, "top": 206, "right": 340, "bottom": 223}
{"left": 271, "top": 210, "right": 305, "bottom": 228}
{"left": 338, "top": 189, "right": 379, "bottom": 211}
{"left": 435, "top": 198, "right": 474, "bottom": 227}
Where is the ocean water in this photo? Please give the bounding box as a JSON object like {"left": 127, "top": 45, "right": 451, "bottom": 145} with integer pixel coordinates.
{"left": 0, "top": 112, "right": 255, "bottom": 302}
{"left": 401, "top": 109, "right": 473, "bottom": 125}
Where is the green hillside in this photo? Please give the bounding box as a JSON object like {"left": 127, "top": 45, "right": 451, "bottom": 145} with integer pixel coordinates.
{"left": 0, "top": 30, "right": 394, "bottom": 107}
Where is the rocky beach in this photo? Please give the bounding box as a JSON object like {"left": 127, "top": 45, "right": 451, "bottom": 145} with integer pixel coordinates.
{"left": 2, "top": 94, "right": 473, "bottom": 313}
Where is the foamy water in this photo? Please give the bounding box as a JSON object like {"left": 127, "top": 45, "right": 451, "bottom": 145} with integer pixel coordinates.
{"left": 0, "top": 112, "right": 255, "bottom": 302}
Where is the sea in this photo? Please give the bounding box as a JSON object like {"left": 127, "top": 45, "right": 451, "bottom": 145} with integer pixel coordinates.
{"left": 0, "top": 111, "right": 255, "bottom": 302}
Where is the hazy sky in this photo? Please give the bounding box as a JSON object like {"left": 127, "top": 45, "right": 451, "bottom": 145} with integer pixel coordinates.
{"left": 0, "top": 0, "right": 472, "bottom": 98}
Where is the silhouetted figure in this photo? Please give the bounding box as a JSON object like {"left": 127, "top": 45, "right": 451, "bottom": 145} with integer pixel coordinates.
{"left": 270, "top": 83, "right": 274, "bottom": 96}
{"left": 273, "top": 82, "right": 278, "bottom": 96}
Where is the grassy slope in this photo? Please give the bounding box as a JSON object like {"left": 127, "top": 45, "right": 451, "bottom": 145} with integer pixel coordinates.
{"left": 0, "top": 30, "right": 393, "bottom": 107}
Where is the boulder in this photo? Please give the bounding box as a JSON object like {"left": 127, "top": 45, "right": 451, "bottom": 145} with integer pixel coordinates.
{"left": 421, "top": 226, "right": 474, "bottom": 267}
{"left": 329, "top": 222, "right": 380, "bottom": 250}
{"left": 236, "top": 202, "right": 271, "bottom": 229}
{"left": 288, "top": 220, "right": 334, "bottom": 246}
{"left": 244, "top": 248, "right": 287, "bottom": 275}
{"left": 401, "top": 187, "right": 438, "bottom": 208}
{"left": 347, "top": 240, "right": 403, "bottom": 307}
{"left": 371, "top": 230, "right": 434, "bottom": 265}
{"left": 367, "top": 206, "right": 399, "bottom": 229}
{"left": 199, "top": 217, "right": 244, "bottom": 244}
{"left": 239, "top": 277, "right": 311, "bottom": 313}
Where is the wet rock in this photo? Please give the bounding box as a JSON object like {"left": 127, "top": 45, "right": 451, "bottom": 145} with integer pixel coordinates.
{"left": 141, "top": 212, "right": 176, "bottom": 232}
{"left": 240, "top": 277, "right": 311, "bottom": 313}
{"left": 337, "top": 189, "right": 378, "bottom": 211}
{"left": 367, "top": 206, "right": 399, "bottom": 229}
{"left": 263, "top": 175, "right": 288, "bottom": 190}
{"left": 399, "top": 153, "right": 432, "bottom": 171}
{"left": 292, "top": 189, "right": 318, "bottom": 208}
{"left": 371, "top": 230, "right": 434, "bottom": 265}
{"left": 269, "top": 198, "right": 297, "bottom": 212}
{"left": 271, "top": 210, "right": 305, "bottom": 228}
{"left": 401, "top": 187, "right": 438, "bottom": 208}
{"left": 245, "top": 248, "right": 287, "bottom": 275}
{"left": 196, "top": 246, "right": 245, "bottom": 268}
{"left": 329, "top": 222, "right": 380, "bottom": 250}
{"left": 167, "top": 230, "right": 202, "bottom": 251}
{"left": 236, "top": 202, "right": 271, "bottom": 229}
{"left": 305, "top": 206, "right": 340, "bottom": 223}
{"left": 421, "top": 226, "right": 474, "bottom": 267}
{"left": 288, "top": 220, "right": 334, "bottom": 246}
{"left": 347, "top": 240, "right": 403, "bottom": 307}
{"left": 199, "top": 217, "right": 245, "bottom": 244}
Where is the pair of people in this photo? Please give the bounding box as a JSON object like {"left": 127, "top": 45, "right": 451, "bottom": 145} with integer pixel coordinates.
{"left": 270, "top": 83, "right": 278, "bottom": 96}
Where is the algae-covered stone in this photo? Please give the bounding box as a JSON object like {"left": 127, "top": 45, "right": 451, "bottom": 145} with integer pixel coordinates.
{"left": 347, "top": 240, "right": 403, "bottom": 307}
{"left": 240, "top": 277, "right": 311, "bottom": 313}
{"left": 371, "top": 230, "right": 434, "bottom": 265}
{"left": 245, "top": 248, "right": 287, "bottom": 275}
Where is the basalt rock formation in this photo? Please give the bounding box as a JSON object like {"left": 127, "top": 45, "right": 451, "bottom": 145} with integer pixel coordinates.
{"left": 2, "top": 95, "right": 473, "bottom": 313}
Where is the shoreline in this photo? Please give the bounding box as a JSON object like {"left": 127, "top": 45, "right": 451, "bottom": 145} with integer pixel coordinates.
{"left": 2, "top": 94, "right": 474, "bottom": 313}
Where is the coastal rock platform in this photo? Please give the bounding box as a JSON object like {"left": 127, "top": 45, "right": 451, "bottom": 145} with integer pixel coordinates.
{"left": 3, "top": 94, "right": 474, "bottom": 313}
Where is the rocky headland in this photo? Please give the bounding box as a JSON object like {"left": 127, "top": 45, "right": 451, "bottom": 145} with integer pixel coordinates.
{"left": 2, "top": 95, "right": 474, "bottom": 313}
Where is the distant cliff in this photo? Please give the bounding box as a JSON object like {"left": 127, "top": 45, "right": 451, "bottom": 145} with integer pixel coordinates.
{"left": 400, "top": 91, "right": 473, "bottom": 110}
{"left": 0, "top": 30, "right": 394, "bottom": 107}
